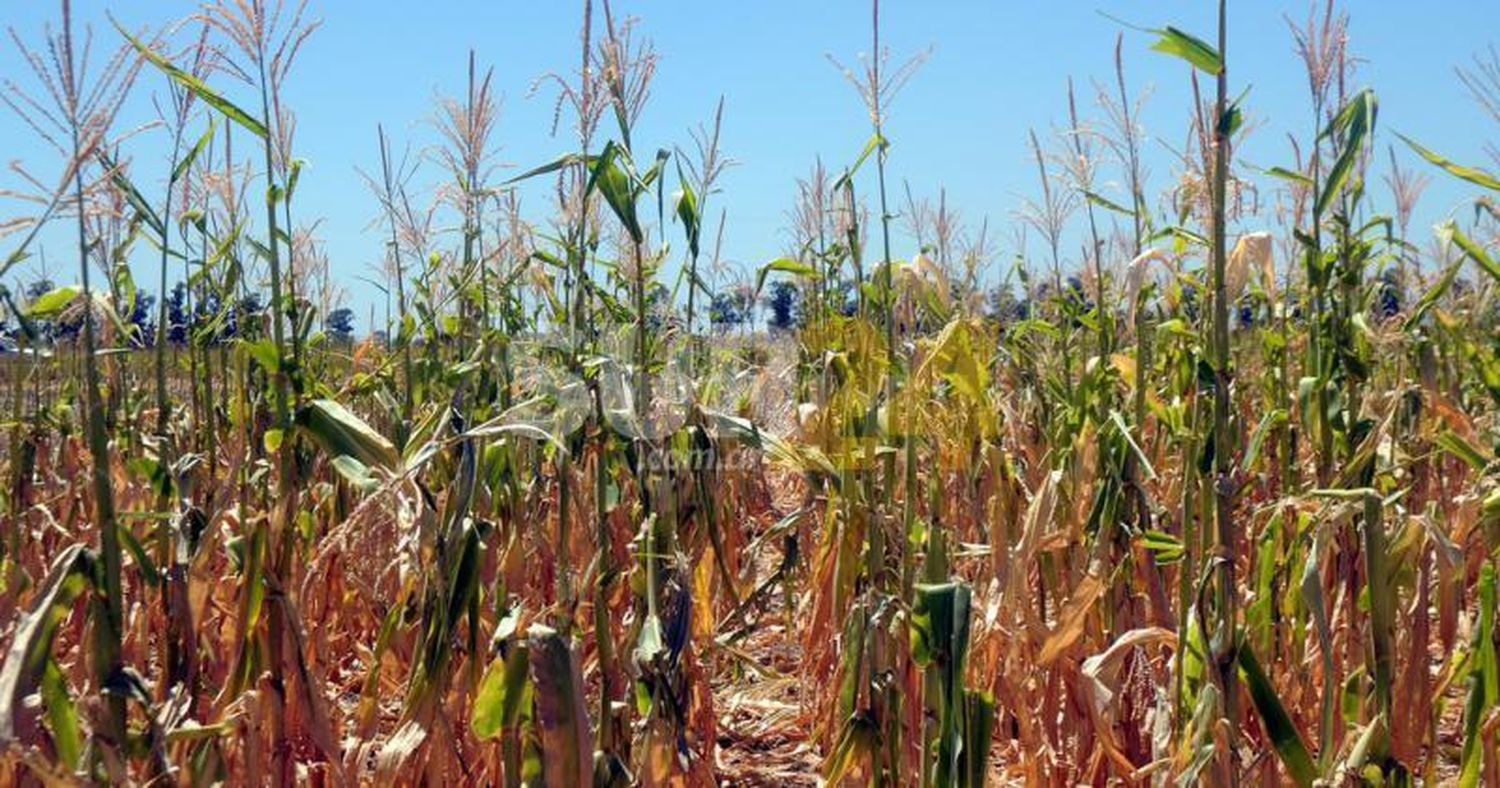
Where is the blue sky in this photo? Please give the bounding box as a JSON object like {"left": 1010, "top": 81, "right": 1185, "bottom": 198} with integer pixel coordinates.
{"left": 2, "top": 1, "right": 1496, "bottom": 328}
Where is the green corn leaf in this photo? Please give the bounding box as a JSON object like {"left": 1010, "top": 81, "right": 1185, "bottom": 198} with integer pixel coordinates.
{"left": 1299, "top": 524, "right": 1336, "bottom": 765}
{"left": 504, "top": 151, "right": 595, "bottom": 184}
{"left": 1316, "top": 89, "right": 1377, "bottom": 217}
{"left": 0, "top": 545, "right": 95, "bottom": 747}
{"left": 637, "top": 147, "right": 671, "bottom": 192}
{"left": 1397, "top": 132, "right": 1500, "bottom": 192}
{"left": 1460, "top": 564, "right": 1497, "bottom": 787}
{"left": 1139, "top": 530, "right": 1185, "bottom": 564}
{"left": 328, "top": 456, "right": 378, "bottom": 492}
{"left": 99, "top": 151, "right": 165, "bottom": 238}
{"left": 1265, "top": 166, "right": 1314, "bottom": 187}
{"left": 296, "top": 398, "right": 399, "bottom": 471}
{"left": 586, "top": 141, "right": 643, "bottom": 243}
{"left": 117, "top": 523, "right": 161, "bottom": 587}
{"left": 1083, "top": 190, "right": 1137, "bottom": 216}
{"left": 960, "top": 690, "right": 996, "bottom": 788}
{"left": 472, "top": 645, "right": 532, "bottom": 740}
{"left": 38, "top": 658, "right": 82, "bottom": 769}
{"left": 171, "top": 116, "right": 216, "bottom": 186}
{"left": 754, "top": 257, "right": 818, "bottom": 297}
{"left": 1238, "top": 642, "right": 1318, "bottom": 787}
{"left": 832, "top": 131, "right": 886, "bottom": 191}
{"left": 25, "top": 285, "right": 80, "bottom": 317}
{"left": 1403, "top": 252, "right": 1463, "bottom": 331}
{"left": 1445, "top": 221, "right": 1500, "bottom": 283}
{"left": 911, "top": 582, "right": 974, "bottom": 787}
{"left": 1110, "top": 410, "right": 1158, "bottom": 481}
{"left": 1241, "top": 408, "right": 1288, "bottom": 474}
{"left": 1434, "top": 429, "right": 1491, "bottom": 471}
{"left": 1149, "top": 26, "right": 1223, "bottom": 75}
{"left": 244, "top": 338, "right": 281, "bottom": 375}
{"left": 117, "top": 22, "right": 268, "bottom": 139}
{"left": 673, "top": 163, "right": 701, "bottom": 258}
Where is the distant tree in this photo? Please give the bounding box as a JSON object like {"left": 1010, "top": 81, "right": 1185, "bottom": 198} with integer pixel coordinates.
{"left": 226, "top": 293, "right": 264, "bottom": 340}
{"left": 835, "top": 279, "right": 859, "bottom": 317}
{"left": 194, "top": 291, "right": 226, "bottom": 345}
{"left": 987, "top": 285, "right": 1028, "bottom": 324}
{"left": 166, "top": 282, "right": 189, "bottom": 346}
{"left": 1179, "top": 282, "right": 1200, "bottom": 322}
{"left": 21, "top": 278, "right": 57, "bottom": 342}
{"left": 1236, "top": 295, "right": 1256, "bottom": 329}
{"left": 128, "top": 293, "right": 157, "bottom": 348}
{"left": 766, "top": 280, "right": 801, "bottom": 332}
{"left": 1377, "top": 267, "right": 1403, "bottom": 320}
{"left": 327, "top": 307, "right": 356, "bottom": 344}
{"left": 24, "top": 279, "right": 55, "bottom": 302}
{"left": 709, "top": 289, "right": 749, "bottom": 332}
{"left": 645, "top": 282, "right": 670, "bottom": 332}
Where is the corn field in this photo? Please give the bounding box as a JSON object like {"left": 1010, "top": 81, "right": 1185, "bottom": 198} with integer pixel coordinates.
{"left": 3, "top": 0, "right": 1500, "bottom": 785}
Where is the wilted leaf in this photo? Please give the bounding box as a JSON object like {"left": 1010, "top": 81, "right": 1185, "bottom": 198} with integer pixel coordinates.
{"left": 0, "top": 545, "right": 94, "bottom": 748}
{"left": 296, "top": 398, "right": 399, "bottom": 471}
{"left": 1038, "top": 574, "right": 1105, "bottom": 665}
{"left": 528, "top": 626, "right": 591, "bottom": 787}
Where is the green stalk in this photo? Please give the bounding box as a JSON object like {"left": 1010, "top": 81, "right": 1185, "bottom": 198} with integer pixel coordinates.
{"left": 1207, "top": 0, "right": 1239, "bottom": 776}
{"left": 251, "top": 38, "right": 298, "bottom": 786}
{"left": 376, "top": 126, "right": 415, "bottom": 448}
{"left": 1361, "top": 491, "right": 1393, "bottom": 722}
{"left": 62, "top": 6, "right": 126, "bottom": 747}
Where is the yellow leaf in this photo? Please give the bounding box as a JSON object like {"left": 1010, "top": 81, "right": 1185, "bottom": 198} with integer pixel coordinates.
{"left": 1227, "top": 232, "right": 1272, "bottom": 302}
{"left": 1038, "top": 574, "right": 1105, "bottom": 665}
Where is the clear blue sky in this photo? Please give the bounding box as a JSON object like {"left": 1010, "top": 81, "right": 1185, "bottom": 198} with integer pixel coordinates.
{"left": 3, "top": 1, "right": 1496, "bottom": 328}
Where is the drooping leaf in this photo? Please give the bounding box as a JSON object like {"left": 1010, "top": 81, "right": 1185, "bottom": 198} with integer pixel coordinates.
{"left": 504, "top": 151, "right": 595, "bottom": 184}
{"left": 1404, "top": 250, "right": 1464, "bottom": 331}
{"left": 821, "top": 712, "right": 877, "bottom": 785}
{"left": 25, "top": 285, "right": 81, "bottom": 317}
{"left": 920, "top": 319, "right": 988, "bottom": 402}
{"left": 1265, "top": 165, "right": 1314, "bottom": 187}
{"left": 832, "top": 132, "right": 886, "bottom": 191}
{"left": 527, "top": 626, "right": 591, "bottom": 788}
{"left": 1398, "top": 132, "right": 1500, "bottom": 192}
{"left": 1444, "top": 221, "right": 1500, "bottom": 283}
{"left": 754, "top": 256, "right": 818, "bottom": 298}
{"left": 1149, "top": 26, "right": 1223, "bottom": 75}
{"left": 117, "top": 22, "right": 268, "bottom": 139}
{"left": 296, "top": 398, "right": 399, "bottom": 471}
{"left": 1083, "top": 189, "right": 1136, "bottom": 216}
{"left": 1434, "top": 429, "right": 1491, "bottom": 471}
{"left": 0, "top": 545, "right": 94, "bottom": 747}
